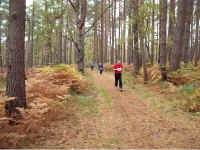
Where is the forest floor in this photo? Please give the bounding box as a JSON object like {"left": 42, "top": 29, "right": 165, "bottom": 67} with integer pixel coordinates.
{"left": 33, "top": 70, "right": 200, "bottom": 149}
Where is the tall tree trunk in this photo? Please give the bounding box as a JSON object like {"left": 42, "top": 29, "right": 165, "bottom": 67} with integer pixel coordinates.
{"left": 190, "top": 19, "right": 195, "bottom": 61}
{"left": 58, "top": 17, "right": 63, "bottom": 64}
{"left": 100, "top": 0, "right": 104, "bottom": 63}
{"left": 93, "top": 0, "right": 98, "bottom": 64}
{"left": 167, "top": 0, "right": 175, "bottom": 65}
{"left": 117, "top": 1, "right": 121, "bottom": 61}
{"left": 63, "top": 36, "right": 67, "bottom": 64}
{"left": 110, "top": 0, "right": 115, "bottom": 64}
{"left": 139, "top": 0, "right": 148, "bottom": 83}
{"left": 104, "top": 0, "right": 108, "bottom": 63}
{"left": 114, "top": 0, "right": 117, "bottom": 62}
{"left": 6, "top": 0, "right": 26, "bottom": 110}
{"left": 27, "top": 18, "right": 31, "bottom": 68}
{"left": 27, "top": 1, "right": 35, "bottom": 68}
{"left": 194, "top": 0, "right": 200, "bottom": 66}
{"left": 0, "top": 0, "right": 3, "bottom": 69}
{"left": 159, "top": 0, "right": 167, "bottom": 80}
{"left": 170, "top": 0, "right": 187, "bottom": 71}
{"left": 73, "top": 0, "right": 87, "bottom": 73}
{"left": 183, "top": 0, "right": 194, "bottom": 63}
{"left": 122, "top": 0, "right": 126, "bottom": 63}
{"left": 76, "top": 27, "right": 85, "bottom": 72}
{"left": 150, "top": 0, "right": 155, "bottom": 65}
{"left": 69, "top": 39, "right": 72, "bottom": 64}
{"left": 127, "top": 1, "right": 133, "bottom": 64}
{"left": 142, "top": 37, "right": 148, "bottom": 83}
{"left": 44, "top": 0, "right": 51, "bottom": 65}
{"left": 132, "top": 0, "right": 139, "bottom": 75}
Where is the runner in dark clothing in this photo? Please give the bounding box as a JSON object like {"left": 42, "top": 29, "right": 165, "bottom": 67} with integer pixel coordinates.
{"left": 113, "top": 60, "right": 123, "bottom": 91}
{"left": 90, "top": 62, "right": 94, "bottom": 71}
{"left": 98, "top": 63, "right": 103, "bottom": 75}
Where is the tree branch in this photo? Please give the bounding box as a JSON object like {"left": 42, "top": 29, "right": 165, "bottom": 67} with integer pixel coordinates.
{"left": 68, "top": 0, "right": 77, "bottom": 12}
{"left": 84, "top": 2, "right": 112, "bottom": 35}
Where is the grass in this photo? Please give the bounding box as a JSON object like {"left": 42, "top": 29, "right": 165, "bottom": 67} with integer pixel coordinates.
{"left": 123, "top": 73, "right": 188, "bottom": 117}
{"left": 97, "top": 87, "right": 112, "bottom": 109}
{"left": 74, "top": 95, "right": 99, "bottom": 115}
{"left": 104, "top": 138, "right": 120, "bottom": 148}
{"left": 0, "top": 80, "right": 6, "bottom": 89}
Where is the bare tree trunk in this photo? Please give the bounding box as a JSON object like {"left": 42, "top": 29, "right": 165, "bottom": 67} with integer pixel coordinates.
{"left": 142, "top": 37, "right": 148, "bottom": 83}
{"left": 194, "top": 0, "right": 200, "bottom": 66}
{"left": 170, "top": 0, "right": 187, "bottom": 71}
{"left": 122, "top": 0, "right": 126, "bottom": 63}
{"left": 104, "top": 0, "right": 108, "bottom": 63}
{"left": 108, "top": 0, "right": 111, "bottom": 63}
{"left": 183, "top": 0, "right": 194, "bottom": 63}
{"left": 167, "top": 0, "right": 175, "bottom": 65}
{"left": 44, "top": 0, "right": 51, "bottom": 65}
{"left": 93, "top": 0, "right": 98, "bottom": 64}
{"left": 150, "top": 0, "right": 155, "bottom": 65}
{"left": 74, "top": 0, "right": 87, "bottom": 73}
{"left": 117, "top": 1, "right": 121, "bottom": 61}
{"left": 127, "top": 1, "right": 133, "bottom": 64}
{"left": 114, "top": 0, "right": 117, "bottom": 62}
{"left": 27, "top": 18, "right": 31, "bottom": 68}
{"left": 0, "top": 0, "right": 3, "bottom": 69}
{"left": 132, "top": 0, "right": 139, "bottom": 75}
{"left": 159, "top": 0, "right": 167, "bottom": 80}
{"left": 190, "top": 19, "right": 195, "bottom": 62}
{"left": 63, "top": 36, "right": 67, "bottom": 64}
{"left": 6, "top": 0, "right": 26, "bottom": 111}
{"left": 69, "top": 39, "right": 72, "bottom": 64}
{"left": 27, "top": 1, "right": 35, "bottom": 68}
{"left": 58, "top": 18, "right": 63, "bottom": 64}
{"left": 110, "top": 0, "right": 115, "bottom": 64}
{"left": 100, "top": 0, "right": 104, "bottom": 63}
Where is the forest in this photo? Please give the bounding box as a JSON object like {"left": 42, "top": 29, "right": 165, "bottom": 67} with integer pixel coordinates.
{"left": 0, "top": 0, "right": 200, "bottom": 148}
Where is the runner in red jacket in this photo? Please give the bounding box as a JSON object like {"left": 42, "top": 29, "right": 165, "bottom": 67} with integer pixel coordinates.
{"left": 113, "top": 60, "right": 123, "bottom": 91}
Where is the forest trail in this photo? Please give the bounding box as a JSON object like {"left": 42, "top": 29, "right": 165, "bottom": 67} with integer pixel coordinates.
{"left": 39, "top": 71, "right": 200, "bottom": 149}
{"left": 89, "top": 71, "right": 200, "bottom": 148}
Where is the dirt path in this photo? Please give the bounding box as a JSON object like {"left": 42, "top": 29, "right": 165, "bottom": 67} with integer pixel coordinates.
{"left": 39, "top": 71, "right": 200, "bottom": 148}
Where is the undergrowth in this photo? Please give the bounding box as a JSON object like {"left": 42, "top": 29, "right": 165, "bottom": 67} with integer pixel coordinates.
{"left": 123, "top": 63, "right": 200, "bottom": 114}
{"left": 0, "top": 64, "right": 89, "bottom": 148}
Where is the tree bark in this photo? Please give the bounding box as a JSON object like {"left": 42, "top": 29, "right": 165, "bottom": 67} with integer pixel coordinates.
{"left": 127, "top": 1, "right": 133, "bottom": 64}
{"left": 100, "top": 0, "right": 104, "bottom": 63}
{"left": 104, "top": 0, "right": 108, "bottom": 63}
{"left": 44, "top": 0, "right": 51, "bottom": 65}
{"left": 167, "top": 0, "right": 175, "bottom": 65}
{"left": 27, "top": 1, "right": 35, "bottom": 68}
{"left": 194, "top": 0, "right": 200, "bottom": 66}
{"left": 132, "top": 0, "right": 139, "bottom": 75}
{"left": 58, "top": 17, "right": 63, "bottom": 64}
{"left": 150, "top": 0, "right": 155, "bottom": 65}
{"left": 117, "top": 1, "right": 121, "bottom": 61}
{"left": 0, "top": 0, "right": 3, "bottom": 69}
{"left": 93, "top": 0, "right": 98, "bottom": 64}
{"left": 63, "top": 36, "right": 67, "bottom": 64}
{"left": 69, "top": 39, "right": 72, "bottom": 64}
{"left": 170, "top": 0, "right": 187, "bottom": 71}
{"left": 122, "top": 0, "right": 126, "bottom": 63}
{"left": 159, "top": 0, "right": 167, "bottom": 80}
{"left": 6, "top": 0, "right": 26, "bottom": 109}
{"left": 110, "top": 0, "right": 115, "bottom": 64}
{"left": 183, "top": 0, "right": 194, "bottom": 63}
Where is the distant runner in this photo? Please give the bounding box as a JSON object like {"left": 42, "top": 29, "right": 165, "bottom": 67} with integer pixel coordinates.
{"left": 90, "top": 62, "right": 94, "bottom": 71}
{"left": 113, "top": 60, "right": 123, "bottom": 91}
{"left": 98, "top": 63, "right": 103, "bottom": 75}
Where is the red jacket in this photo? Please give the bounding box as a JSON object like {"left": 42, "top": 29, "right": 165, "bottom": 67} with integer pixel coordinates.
{"left": 113, "top": 63, "right": 123, "bottom": 74}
